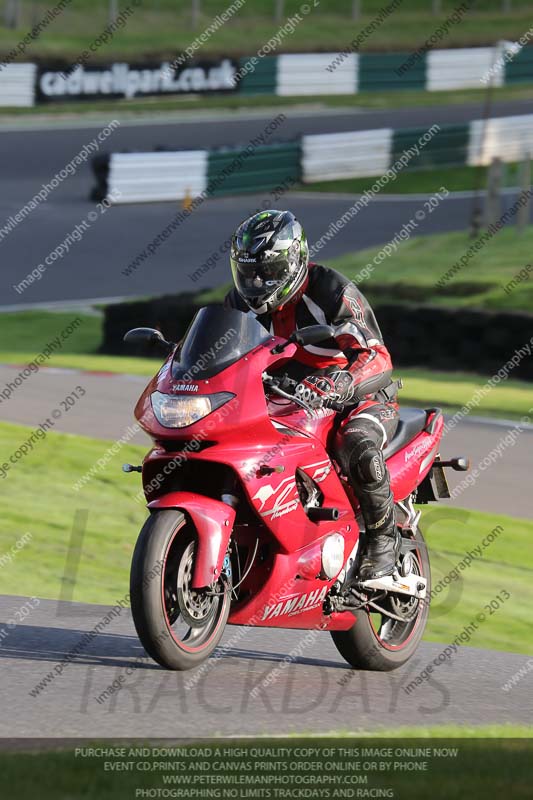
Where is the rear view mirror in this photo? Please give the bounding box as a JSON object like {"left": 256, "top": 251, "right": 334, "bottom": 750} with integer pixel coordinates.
{"left": 123, "top": 327, "right": 174, "bottom": 354}
{"left": 290, "top": 324, "right": 335, "bottom": 347}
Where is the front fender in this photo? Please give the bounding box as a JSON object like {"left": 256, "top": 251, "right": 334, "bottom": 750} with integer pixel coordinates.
{"left": 147, "top": 491, "right": 235, "bottom": 588}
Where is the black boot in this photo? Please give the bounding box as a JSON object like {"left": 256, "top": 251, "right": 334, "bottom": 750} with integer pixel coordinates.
{"left": 349, "top": 450, "right": 400, "bottom": 582}
{"left": 358, "top": 528, "right": 401, "bottom": 581}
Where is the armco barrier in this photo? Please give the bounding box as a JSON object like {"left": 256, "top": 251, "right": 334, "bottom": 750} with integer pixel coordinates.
{"left": 91, "top": 112, "right": 533, "bottom": 202}
{"left": 2, "top": 46, "right": 533, "bottom": 107}
{"left": 0, "top": 63, "right": 36, "bottom": 107}
{"left": 302, "top": 128, "right": 393, "bottom": 182}
{"left": 207, "top": 141, "right": 301, "bottom": 196}
{"left": 101, "top": 293, "right": 533, "bottom": 382}
{"left": 467, "top": 114, "right": 533, "bottom": 168}
{"left": 92, "top": 141, "right": 300, "bottom": 203}
{"left": 108, "top": 151, "right": 208, "bottom": 204}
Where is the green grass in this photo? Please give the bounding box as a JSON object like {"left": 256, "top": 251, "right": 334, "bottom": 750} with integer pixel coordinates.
{"left": 337, "top": 725, "right": 533, "bottom": 737}
{"left": 397, "top": 367, "right": 533, "bottom": 420}
{"left": 421, "top": 506, "right": 533, "bottom": 655}
{"left": 299, "top": 165, "right": 488, "bottom": 195}
{"left": 1, "top": 310, "right": 532, "bottom": 418}
{"left": 0, "top": 420, "right": 532, "bottom": 655}
{"left": 3, "top": 1, "right": 533, "bottom": 59}
{"left": 299, "top": 161, "right": 533, "bottom": 196}
{"left": 4, "top": 82, "right": 533, "bottom": 118}
{"left": 0, "top": 421, "right": 147, "bottom": 605}
{"left": 332, "top": 226, "right": 533, "bottom": 311}
{"left": 2, "top": 735, "right": 533, "bottom": 799}
{"left": 0, "top": 310, "right": 162, "bottom": 375}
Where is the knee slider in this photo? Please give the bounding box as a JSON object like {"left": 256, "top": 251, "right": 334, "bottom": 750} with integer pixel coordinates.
{"left": 351, "top": 441, "right": 386, "bottom": 484}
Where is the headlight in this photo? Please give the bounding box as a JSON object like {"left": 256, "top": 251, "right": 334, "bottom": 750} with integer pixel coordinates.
{"left": 321, "top": 533, "right": 345, "bottom": 579}
{"left": 150, "top": 391, "right": 233, "bottom": 428}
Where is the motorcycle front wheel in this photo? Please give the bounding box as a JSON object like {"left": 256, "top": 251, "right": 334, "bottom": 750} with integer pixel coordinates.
{"left": 331, "top": 524, "right": 430, "bottom": 671}
{"left": 130, "top": 509, "right": 231, "bottom": 671}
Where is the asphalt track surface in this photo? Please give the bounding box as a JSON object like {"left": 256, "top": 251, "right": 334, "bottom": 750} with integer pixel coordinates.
{"left": 2, "top": 591, "right": 532, "bottom": 738}
{"left": 2, "top": 99, "right": 533, "bottom": 308}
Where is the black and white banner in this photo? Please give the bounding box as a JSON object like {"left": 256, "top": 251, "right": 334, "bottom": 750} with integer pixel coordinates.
{"left": 36, "top": 58, "right": 238, "bottom": 102}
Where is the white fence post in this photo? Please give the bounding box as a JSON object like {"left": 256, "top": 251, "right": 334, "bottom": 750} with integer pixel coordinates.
{"left": 108, "top": 0, "right": 119, "bottom": 25}
{"left": 4, "top": 0, "right": 21, "bottom": 28}
{"left": 191, "top": 0, "right": 201, "bottom": 29}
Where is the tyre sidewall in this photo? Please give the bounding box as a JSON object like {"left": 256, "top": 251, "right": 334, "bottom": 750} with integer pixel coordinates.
{"left": 130, "top": 509, "right": 230, "bottom": 671}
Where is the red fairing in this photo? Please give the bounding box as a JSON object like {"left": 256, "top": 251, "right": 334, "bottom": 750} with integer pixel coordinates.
{"left": 388, "top": 413, "right": 444, "bottom": 502}
{"left": 148, "top": 492, "right": 235, "bottom": 588}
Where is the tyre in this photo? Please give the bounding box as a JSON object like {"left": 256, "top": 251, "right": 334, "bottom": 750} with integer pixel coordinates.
{"left": 331, "top": 524, "right": 431, "bottom": 671}
{"left": 130, "top": 509, "right": 231, "bottom": 671}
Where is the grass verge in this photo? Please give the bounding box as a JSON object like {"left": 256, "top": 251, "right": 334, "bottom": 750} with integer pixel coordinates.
{"left": 2, "top": 2, "right": 533, "bottom": 59}
{"left": 332, "top": 226, "right": 533, "bottom": 312}
{"left": 0, "top": 421, "right": 532, "bottom": 655}
{"left": 298, "top": 165, "right": 489, "bottom": 195}
{"left": 0, "top": 734, "right": 532, "bottom": 799}
{"left": 3, "top": 83, "right": 533, "bottom": 119}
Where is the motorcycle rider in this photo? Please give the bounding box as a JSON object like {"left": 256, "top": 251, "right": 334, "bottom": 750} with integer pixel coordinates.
{"left": 225, "top": 210, "right": 401, "bottom": 582}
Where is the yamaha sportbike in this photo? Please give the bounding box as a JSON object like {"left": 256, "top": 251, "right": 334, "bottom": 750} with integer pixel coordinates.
{"left": 123, "top": 305, "right": 468, "bottom": 671}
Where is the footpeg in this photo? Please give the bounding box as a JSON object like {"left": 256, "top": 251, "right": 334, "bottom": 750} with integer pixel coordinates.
{"left": 358, "top": 573, "right": 427, "bottom": 599}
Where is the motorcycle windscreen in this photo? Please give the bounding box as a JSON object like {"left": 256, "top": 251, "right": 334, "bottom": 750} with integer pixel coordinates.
{"left": 171, "top": 304, "right": 271, "bottom": 380}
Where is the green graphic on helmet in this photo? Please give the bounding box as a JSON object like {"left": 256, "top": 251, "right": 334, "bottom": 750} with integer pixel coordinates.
{"left": 230, "top": 210, "right": 309, "bottom": 315}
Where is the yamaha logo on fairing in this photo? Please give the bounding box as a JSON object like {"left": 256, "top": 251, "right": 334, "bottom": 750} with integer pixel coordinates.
{"left": 173, "top": 384, "right": 199, "bottom": 392}
{"left": 261, "top": 586, "right": 329, "bottom": 621}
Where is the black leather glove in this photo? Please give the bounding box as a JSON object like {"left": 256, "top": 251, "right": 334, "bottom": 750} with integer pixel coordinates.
{"left": 294, "top": 370, "right": 356, "bottom": 409}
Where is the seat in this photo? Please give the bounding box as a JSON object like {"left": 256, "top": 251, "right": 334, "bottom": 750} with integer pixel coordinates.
{"left": 383, "top": 408, "right": 428, "bottom": 460}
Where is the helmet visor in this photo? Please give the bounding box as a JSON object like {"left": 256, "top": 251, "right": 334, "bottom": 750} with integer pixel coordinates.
{"left": 230, "top": 252, "right": 293, "bottom": 310}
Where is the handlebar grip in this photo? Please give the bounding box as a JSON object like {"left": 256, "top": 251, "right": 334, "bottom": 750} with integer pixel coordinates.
{"left": 324, "top": 398, "right": 344, "bottom": 413}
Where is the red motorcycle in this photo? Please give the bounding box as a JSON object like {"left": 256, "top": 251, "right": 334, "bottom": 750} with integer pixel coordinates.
{"left": 124, "top": 305, "right": 468, "bottom": 672}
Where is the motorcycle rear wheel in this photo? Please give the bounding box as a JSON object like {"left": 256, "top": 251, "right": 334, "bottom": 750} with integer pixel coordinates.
{"left": 330, "top": 524, "right": 430, "bottom": 671}
{"left": 130, "top": 509, "right": 231, "bottom": 671}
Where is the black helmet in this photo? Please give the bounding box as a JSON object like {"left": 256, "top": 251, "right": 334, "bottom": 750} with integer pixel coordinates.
{"left": 230, "top": 210, "right": 309, "bottom": 315}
